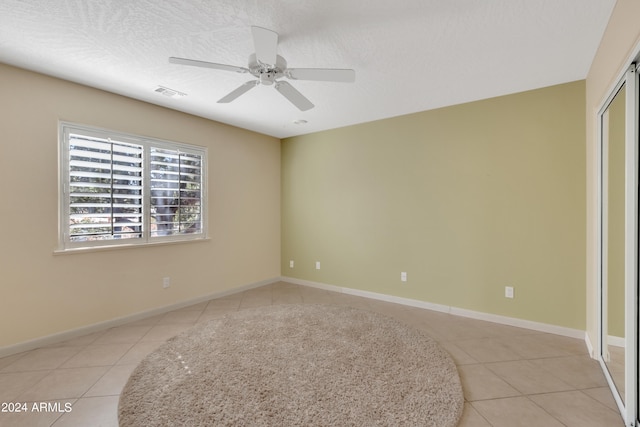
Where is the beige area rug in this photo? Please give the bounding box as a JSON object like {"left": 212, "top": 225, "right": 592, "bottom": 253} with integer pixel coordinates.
{"left": 119, "top": 304, "right": 464, "bottom": 426}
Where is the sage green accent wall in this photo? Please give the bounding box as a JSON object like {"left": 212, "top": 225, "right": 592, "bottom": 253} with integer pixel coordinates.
{"left": 282, "top": 81, "right": 586, "bottom": 330}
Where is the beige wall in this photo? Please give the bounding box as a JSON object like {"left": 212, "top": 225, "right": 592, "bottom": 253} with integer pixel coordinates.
{"left": 0, "top": 63, "right": 281, "bottom": 348}
{"left": 282, "top": 81, "right": 586, "bottom": 330}
{"left": 585, "top": 0, "right": 640, "bottom": 346}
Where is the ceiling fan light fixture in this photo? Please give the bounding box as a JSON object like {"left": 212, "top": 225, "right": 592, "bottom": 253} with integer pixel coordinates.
{"left": 259, "top": 73, "right": 275, "bottom": 85}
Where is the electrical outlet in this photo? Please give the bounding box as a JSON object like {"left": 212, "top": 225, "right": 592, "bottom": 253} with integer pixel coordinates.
{"left": 315, "top": 261, "right": 321, "bottom": 270}
{"left": 289, "top": 260, "right": 294, "bottom": 268}
{"left": 401, "top": 272, "right": 407, "bottom": 282}
{"left": 505, "top": 286, "right": 514, "bottom": 299}
{"left": 163, "top": 277, "right": 171, "bottom": 289}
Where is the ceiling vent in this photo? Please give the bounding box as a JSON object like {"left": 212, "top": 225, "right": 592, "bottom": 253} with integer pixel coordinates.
{"left": 154, "top": 86, "right": 187, "bottom": 98}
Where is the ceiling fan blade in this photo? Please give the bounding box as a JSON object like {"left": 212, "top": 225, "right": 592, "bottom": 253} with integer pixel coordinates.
{"left": 217, "top": 81, "right": 258, "bottom": 103}
{"left": 286, "top": 68, "right": 356, "bottom": 83}
{"left": 169, "top": 57, "right": 249, "bottom": 74}
{"left": 274, "top": 81, "right": 314, "bottom": 111}
{"left": 251, "top": 26, "right": 278, "bottom": 66}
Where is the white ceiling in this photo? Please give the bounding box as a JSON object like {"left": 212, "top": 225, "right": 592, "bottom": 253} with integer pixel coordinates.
{"left": 0, "top": 0, "right": 616, "bottom": 138}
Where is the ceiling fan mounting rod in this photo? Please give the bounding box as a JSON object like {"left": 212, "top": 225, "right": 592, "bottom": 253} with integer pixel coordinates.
{"left": 249, "top": 53, "right": 285, "bottom": 72}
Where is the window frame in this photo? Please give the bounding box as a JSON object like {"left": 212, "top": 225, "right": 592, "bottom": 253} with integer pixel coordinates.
{"left": 58, "top": 122, "right": 208, "bottom": 251}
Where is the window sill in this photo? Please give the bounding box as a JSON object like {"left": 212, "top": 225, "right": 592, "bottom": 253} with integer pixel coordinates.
{"left": 53, "top": 237, "right": 211, "bottom": 255}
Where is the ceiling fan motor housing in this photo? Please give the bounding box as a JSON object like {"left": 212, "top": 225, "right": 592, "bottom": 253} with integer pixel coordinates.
{"left": 249, "top": 53, "right": 286, "bottom": 85}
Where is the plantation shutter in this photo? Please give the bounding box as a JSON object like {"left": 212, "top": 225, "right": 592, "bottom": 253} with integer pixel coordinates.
{"left": 150, "top": 147, "right": 203, "bottom": 237}
{"left": 67, "top": 134, "right": 144, "bottom": 242}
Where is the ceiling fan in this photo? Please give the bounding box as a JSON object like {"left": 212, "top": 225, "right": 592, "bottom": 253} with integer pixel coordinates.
{"left": 169, "top": 26, "right": 355, "bottom": 111}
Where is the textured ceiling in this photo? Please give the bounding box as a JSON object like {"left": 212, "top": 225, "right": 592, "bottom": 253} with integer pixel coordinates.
{"left": 0, "top": 0, "right": 616, "bottom": 138}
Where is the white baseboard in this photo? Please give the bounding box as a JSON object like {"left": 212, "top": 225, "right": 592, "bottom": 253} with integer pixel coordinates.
{"left": 4, "top": 275, "right": 590, "bottom": 359}
{"left": 282, "top": 276, "right": 586, "bottom": 340}
{"left": 607, "top": 335, "right": 625, "bottom": 348}
{"left": 585, "top": 332, "right": 595, "bottom": 358}
{"left": 0, "top": 277, "right": 280, "bottom": 358}
{"left": 584, "top": 332, "right": 624, "bottom": 360}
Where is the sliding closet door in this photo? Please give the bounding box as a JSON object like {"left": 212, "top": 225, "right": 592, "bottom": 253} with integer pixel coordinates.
{"left": 598, "top": 63, "right": 638, "bottom": 427}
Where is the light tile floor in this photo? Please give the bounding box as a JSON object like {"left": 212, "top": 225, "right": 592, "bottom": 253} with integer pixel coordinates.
{"left": 0, "top": 281, "right": 625, "bottom": 427}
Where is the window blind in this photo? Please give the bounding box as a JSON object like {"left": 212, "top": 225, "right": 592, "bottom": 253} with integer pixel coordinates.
{"left": 150, "top": 147, "right": 203, "bottom": 236}
{"left": 67, "top": 134, "right": 143, "bottom": 242}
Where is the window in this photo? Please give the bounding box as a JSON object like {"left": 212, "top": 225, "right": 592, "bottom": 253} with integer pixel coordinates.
{"left": 59, "top": 122, "right": 206, "bottom": 250}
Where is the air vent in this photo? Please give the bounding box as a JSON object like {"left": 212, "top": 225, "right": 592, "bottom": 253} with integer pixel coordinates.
{"left": 154, "top": 86, "right": 187, "bottom": 98}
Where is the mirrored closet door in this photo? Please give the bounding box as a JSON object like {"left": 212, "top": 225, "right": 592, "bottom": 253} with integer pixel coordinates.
{"left": 598, "top": 63, "right": 638, "bottom": 427}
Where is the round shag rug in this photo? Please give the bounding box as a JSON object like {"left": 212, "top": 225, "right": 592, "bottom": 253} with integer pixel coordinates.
{"left": 119, "top": 304, "right": 463, "bottom": 426}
